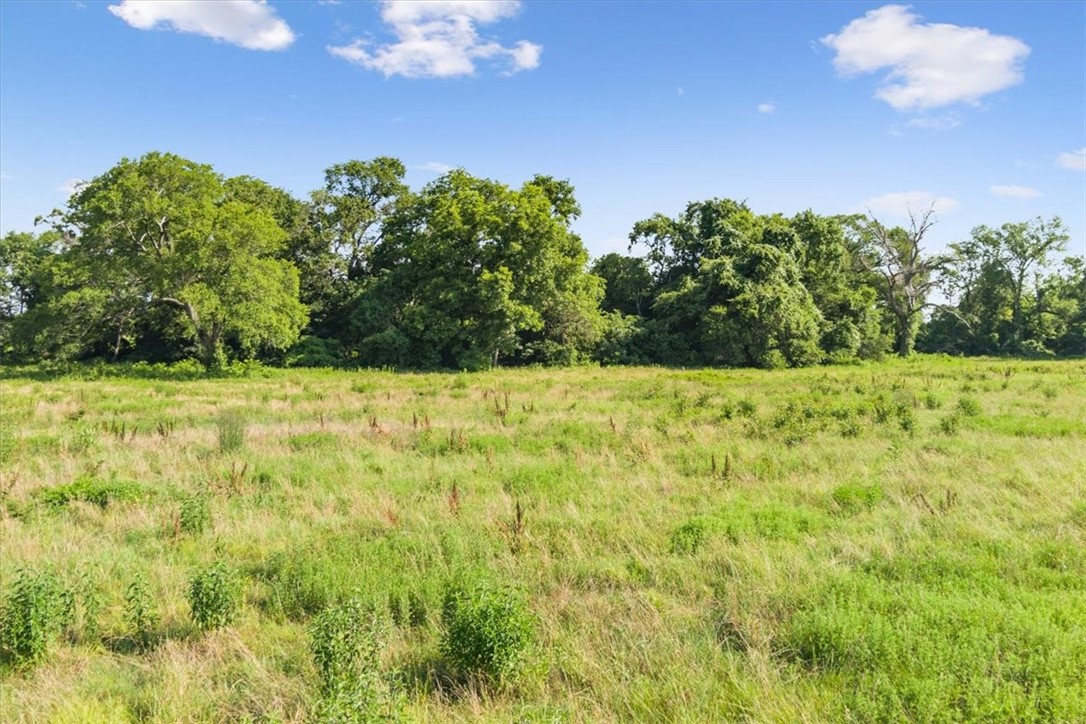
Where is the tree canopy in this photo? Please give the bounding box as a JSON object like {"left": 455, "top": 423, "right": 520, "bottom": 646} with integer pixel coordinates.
{"left": 2, "top": 151, "right": 1082, "bottom": 369}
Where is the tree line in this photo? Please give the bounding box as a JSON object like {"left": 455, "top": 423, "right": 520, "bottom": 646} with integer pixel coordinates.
{"left": 1, "top": 152, "right": 1082, "bottom": 370}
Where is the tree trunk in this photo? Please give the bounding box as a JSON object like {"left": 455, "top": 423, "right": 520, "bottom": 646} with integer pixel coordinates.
{"left": 895, "top": 315, "right": 914, "bottom": 357}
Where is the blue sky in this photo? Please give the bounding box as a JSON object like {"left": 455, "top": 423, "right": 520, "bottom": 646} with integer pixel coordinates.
{"left": 1, "top": 0, "right": 1083, "bottom": 259}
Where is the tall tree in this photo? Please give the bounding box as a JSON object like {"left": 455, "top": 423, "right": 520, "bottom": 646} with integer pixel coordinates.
{"left": 967, "top": 217, "right": 1070, "bottom": 352}
{"left": 42, "top": 152, "right": 307, "bottom": 366}
{"left": 851, "top": 208, "right": 946, "bottom": 357}
{"left": 630, "top": 199, "right": 825, "bottom": 368}
{"left": 355, "top": 170, "right": 602, "bottom": 369}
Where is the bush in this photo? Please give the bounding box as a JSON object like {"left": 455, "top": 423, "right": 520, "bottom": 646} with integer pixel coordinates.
{"left": 309, "top": 598, "right": 397, "bottom": 721}
{"left": 284, "top": 336, "right": 344, "bottom": 368}
{"left": 956, "top": 396, "right": 982, "bottom": 417}
{"left": 441, "top": 580, "right": 534, "bottom": 683}
{"left": 0, "top": 568, "right": 71, "bottom": 665}
{"left": 939, "top": 414, "right": 961, "bottom": 436}
{"left": 178, "top": 493, "right": 211, "bottom": 535}
{"left": 188, "top": 562, "right": 241, "bottom": 631}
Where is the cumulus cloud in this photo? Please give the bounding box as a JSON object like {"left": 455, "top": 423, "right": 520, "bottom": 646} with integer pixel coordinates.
{"left": 1057, "top": 147, "right": 1086, "bottom": 171}
{"left": 990, "top": 185, "right": 1041, "bottom": 199}
{"left": 757, "top": 102, "right": 777, "bottom": 114}
{"left": 863, "top": 191, "right": 959, "bottom": 217}
{"left": 108, "top": 0, "right": 295, "bottom": 51}
{"left": 822, "top": 5, "right": 1029, "bottom": 111}
{"left": 328, "top": 0, "right": 541, "bottom": 78}
{"left": 418, "top": 161, "right": 453, "bottom": 173}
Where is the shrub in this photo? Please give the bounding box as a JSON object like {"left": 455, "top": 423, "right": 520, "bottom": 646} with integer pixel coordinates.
{"left": 0, "top": 568, "right": 70, "bottom": 665}
{"left": 309, "top": 597, "right": 397, "bottom": 721}
{"left": 440, "top": 580, "right": 534, "bottom": 683}
{"left": 188, "top": 562, "right": 241, "bottom": 631}
{"left": 939, "top": 414, "right": 961, "bottom": 436}
{"left": 124, "top": 575, "right": 158, "bottom": 651}
{"left": 178, "top": 493, "right": 211, "bottom": 535}
{"left": 956, "top": 396, "right": 982, "bottom": 417}
{"left": 217, "top": 413, "right": 246, "bottom": 454}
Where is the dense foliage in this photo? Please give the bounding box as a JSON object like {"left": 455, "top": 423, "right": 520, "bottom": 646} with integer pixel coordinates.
{"left": 2, "top": 152, "right": 1082, "bottom": 368}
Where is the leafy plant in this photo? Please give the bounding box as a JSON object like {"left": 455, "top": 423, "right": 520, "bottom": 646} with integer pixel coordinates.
{"left": 956, "top": 396, "right": 982, "bottom": 417}
{"left": 124, "top": 574, "right": 158, "bottom": 651}
{"left": 38, "top": 475, "right": 145, "bottom": 509}
{"left": 938, "top": 413, "right": 961, "bottom": 436}
{"left": 188, "top": 562, "right": 241, "bottom": 631}
{"left": 178, "top": 493, "right": 211, "bottom": 535}
{"left": 440, "top": 580, "right": 534, "bottom": 684}
{"left": 0, "top": 568, "right": 70, "bottom": 666}
{"left": 309, "top": 597, "right": 397, "bottom": 722}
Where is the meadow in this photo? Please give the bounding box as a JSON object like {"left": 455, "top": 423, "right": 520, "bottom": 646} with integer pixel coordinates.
{"left": 1, "top": 356, "right": 1084, "bottom": 722}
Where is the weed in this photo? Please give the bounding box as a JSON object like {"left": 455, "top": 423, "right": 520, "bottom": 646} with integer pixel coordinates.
{"left": 178, "top": 493, "right": 211, "bottom": 535}
{"left": 38, "top": 475, "right": 146, "bottom": 509}
{"left": 309, "top": 597, "right": 397, "bottom": 721}
{"left": 0, "top": 568, "right": 70, "bottom": 666}
{"left": 124, "top": 575, "right": 158, "bottom": 651}
{"left": 938, "top": 414, "right": 962, "bottom": 436}
{"left": 217, "top": 412, "right": 246, "bottom": 453}
{"left": 956, "top": 396, "right": 982, "bottom": 417}
{"left": 670, "top": 520, "right": 708, "bottom": 554}
{"left": 441, "top": 580, "right": 534, "bottom": 684}
{"left": 188, "top": 562, "right": 241, "bottom": 631}
{"left": 407, "top": 591, "right": 428, "bottom": 629}
{"left": 831, "top": 483, "right": 884, "bottom": 514}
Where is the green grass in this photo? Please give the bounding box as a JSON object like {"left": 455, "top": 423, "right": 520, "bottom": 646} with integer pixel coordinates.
{"left": 1, "top": 356, "right": 1084, "bottom": 721}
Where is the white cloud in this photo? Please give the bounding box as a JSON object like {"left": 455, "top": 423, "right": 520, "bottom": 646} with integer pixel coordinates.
{"left": 757, "top": 102, "right": 776, "bottom": 114}
{"left": 863, "top": 191, "right": 959, "bottom": 217}
{"left": 990, "top": 185, "right": 1041, "bottom": 199}
{"left": 1057, "top": 147, "right": 1086, "bottom": 171}
{"left": 418, "top": 162, "right": 453, "bottom": 173}
{"left": 57, "top": 178, "right": 85, "bottom": 196}
{"left": 108, "top": 0, "right": 294, "bottom": 51}
{"left": 0, "top": 172, "right": 12, "bottom": 181}
{"left": 822, "top": 5, "right": 1029, "bottom": 111}
{"left": 328, "top": 0, "right": 541, "bottom": 78}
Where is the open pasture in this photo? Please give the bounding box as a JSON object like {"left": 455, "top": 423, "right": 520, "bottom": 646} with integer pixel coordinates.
{"left": 1, "top": 356, "right": 1084, "bottom": 722}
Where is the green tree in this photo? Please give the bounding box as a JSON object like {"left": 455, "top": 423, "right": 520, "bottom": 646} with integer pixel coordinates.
{"left": 630, "top": 199, "right": 825, "bottom": 368}
{"left": 967, "top": 217, "right": 1070, "bottom": 353}
{"left": 790, "top": 211, "right": 886, "bottom": 360}
{"left": 591, "top": 253, "right": 653, "bottom": 316}
{"left": 0, "top": 231, "right": 61, "bottom": 357}
{"left": 356, "top": 170, "right": 602, "bottom": 369}
{"left": 42, "top": 152, "right": 307, "bottom": 366}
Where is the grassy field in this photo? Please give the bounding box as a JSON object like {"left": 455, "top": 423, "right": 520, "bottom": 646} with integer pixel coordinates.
{"left": 1, "top": 357, "right": 1084, "bottom": 722}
